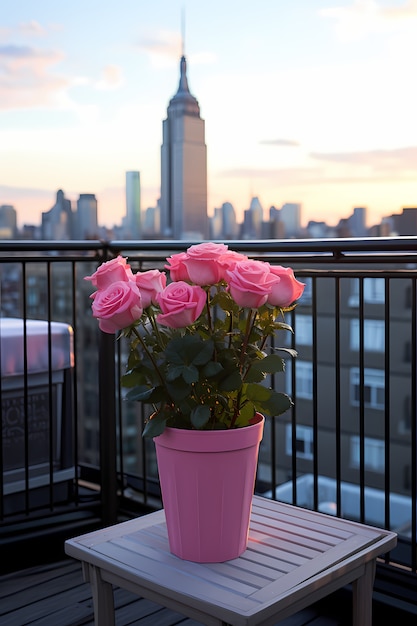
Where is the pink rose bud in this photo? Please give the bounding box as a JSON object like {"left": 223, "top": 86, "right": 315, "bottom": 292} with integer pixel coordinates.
{"left": 267, "top": 266, "right": 305, "bottom": 307}
{"left": 226, "top": 259, "right": 280, "bottom": 308}
{"left": 135, "top": 269, "right": 167, "bottom": 308}
{"left": 165, "top": 252, "right": 191, "bottom": 282}
{"left": 182, "top": 242, "right": 229, "bottom": 285}
{"left": 91, "top": 281, "right": 143, "bottom": 334}
{"left": 156, "top": 281, "right": 207, "bottom": 329}
{"left": 85, "top": 256, "right": 133, "bottom": 289}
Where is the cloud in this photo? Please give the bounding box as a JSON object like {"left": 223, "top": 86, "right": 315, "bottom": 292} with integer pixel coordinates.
{"left": 321, "top": 0, "right": 417, "bottom": 41}
{"left": 218, "top": 167, "right": 324, "bottom": 183}
{"left": 137, "top": 29, "right": 215, "bottom": 68}
{"left": 0, "top": 43, "right": 68, "bottom": 110}
{"left": 94, "top": 64, "right": 124, "bottom": 90}
{"left": 18, "top": 20, "right": 47, "bottom": 38}
{"left": 310, "top": 146, "right": 417, "bottom": 172}
{"left": 259, "top": 139, "right": 300, "bottom": 147}
{"left": 137, "top": 30, "right": 181, "bottom": 68}
{"left": 0, "top": 184, "right": 54, "bottom": 200}
{"left": 380, "top": 0, "right": 417, "bottom": 19}
{"left": 218, "top": 146, "right": 417, "bottom": 188}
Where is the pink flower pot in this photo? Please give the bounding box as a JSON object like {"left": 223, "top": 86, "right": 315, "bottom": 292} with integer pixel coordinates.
{"left": 153, "top": 414, "right": 264, "bottom": 562}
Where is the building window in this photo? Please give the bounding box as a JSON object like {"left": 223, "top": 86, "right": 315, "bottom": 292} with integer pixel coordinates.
{"left": 285, "top": 314, "right": 312, "bottom": 346}
{"left": 350, "top": 319, "right": 385, "bottom": 352}
{"left": 399, "top": 395, "right": 412, "bottom": 434}
{"left": 404, "top": 341, "right": 412, "bottom": 363}
{"left": 350, "top": 435, "right": 384, "bottom": 473}
{"left": 285, "top": 423, "right": 313, "bottom": 460}
{"left": 349, "top": 278, "right": 385, "bottom": 306}
{"left": 286, "top": 360, "right": 313, "bottom": 399}
{"left": 295, "top": 315, "right": 313, "bottom": 346}
{"left": 350, "top": 367, "right": 384, "bottom": 409}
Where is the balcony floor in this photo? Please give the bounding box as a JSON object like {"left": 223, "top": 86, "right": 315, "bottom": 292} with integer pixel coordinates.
{"left": 0, "top": 558, "right": 415, "bottom": 626}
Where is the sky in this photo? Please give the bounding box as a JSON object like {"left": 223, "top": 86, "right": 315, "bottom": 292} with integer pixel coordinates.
{"left": 1, "top": 0, "right": 417, "bottom": 231}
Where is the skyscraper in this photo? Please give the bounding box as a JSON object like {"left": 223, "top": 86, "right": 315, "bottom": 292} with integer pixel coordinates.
{"left": 125, "top": 171, "right": 141, "bottom": 239}
{"left": 280, "top": 203, "right": 301, "bottom": 238}
{"left": 77, "top": 193, "right": 98, "bottom": 239}
{"left": 160, "top": 55, "right": 208, "bottom": 240}
{"left": 41, "top": 189, "right": 73, "bottom": 240}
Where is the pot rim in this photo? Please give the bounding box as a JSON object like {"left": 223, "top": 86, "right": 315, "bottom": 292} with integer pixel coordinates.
{"left": 153, "top": 413, "right": 264, "bottom": 453}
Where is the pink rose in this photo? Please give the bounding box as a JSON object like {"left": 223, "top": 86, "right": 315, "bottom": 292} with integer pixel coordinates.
{"left": 156, "top": 281, "right": 207, "bottom": 329}
{"left": 226, "top": 259, "right": 280, "bottom": 308}
{"left": 267, "top": 266, "right": 305, "bottom": 307}
{"left": 135, "top": 269, "right": 167, "bottom": 308}
{"left": 85, "top": 256, "right": 133, "bottom": 289}
{"left": 165, "top": 252, "right": 191, "bottom": 281}
{"left": 217, "top": 250, "right": 248, "bottom": 279}
{"left": 91, "top": 281, "right": 143, "bottom": 334}
{"left": 182, "top": 242, "right": 229, "bottom": 285}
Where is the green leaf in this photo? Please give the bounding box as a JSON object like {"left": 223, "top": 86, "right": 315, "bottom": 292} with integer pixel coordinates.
{"left": 233, "top": 402, "right": 256, "bottom": 427}
{"left": 190, "top": 405, "right": 211, "bottom": 428}
{"left": 121, "top": 370, "right": 142, "bottom": 387}
{"left": 277, "top": 347, "right": 298, "bottom": 358}
{"left": 219, "top": 370, "right": 242, "bottom": 391}
{"left": 256, "top": 389, "right": 293, "bottom": 417}
{"left": 212, "top": 290, "right": 239, "bottom": 313}
{"left": 191, "top": 338, "right": 215, "bottom": 365}
{"left": 165, "top": 335, "right": 214, "bottom": 367}
{"left": 202, "top": 361, "right": 223, "bottom": 377}
{"left": 252, "top": 354, "right": 285, "bottom": 374}
{"left": 166, "top": 379, "right": 192, "bottom": 401}
{"left": 143, "top": 412, "right": 167, "bottom": 438}
{"left": 165, "top": 365, "right": 185, "bottom": 381}
{"left": 244, "top": 368, "right": 265, "bottom": 383}
{"left": 125, "top": 385, "right": 155, "bottom": 402}
{"left": 275, "top": 321, "right": 294, "bottom": 333}
{"left": 181, "top": 364, "right": 199, "bottom": 384}
{"left": 166, "top": 363, "right": 199, "bottom": 384}
{"left": 246, "top": 382, "right": 271, "bottom": 402}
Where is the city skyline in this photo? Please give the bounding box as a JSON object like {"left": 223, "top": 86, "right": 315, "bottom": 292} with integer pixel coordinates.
{"left": 2, "top": 1, "right": 417, "bottom": 230}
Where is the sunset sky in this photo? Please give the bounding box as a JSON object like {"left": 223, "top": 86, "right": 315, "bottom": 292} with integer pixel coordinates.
{"left": 1, "top": 0, "right": 417, "bottom": 230}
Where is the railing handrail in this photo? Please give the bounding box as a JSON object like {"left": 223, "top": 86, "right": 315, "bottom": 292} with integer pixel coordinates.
{"left": 1, "top": 235, "right": 417, "bottom": 255}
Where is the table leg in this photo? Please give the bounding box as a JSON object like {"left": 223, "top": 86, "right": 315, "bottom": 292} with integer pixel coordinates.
{"left": 82, "top": 562, "right": 115, "bottom": 626}
{"left": 352, "top": 560, "right": 376, "bottom": 626}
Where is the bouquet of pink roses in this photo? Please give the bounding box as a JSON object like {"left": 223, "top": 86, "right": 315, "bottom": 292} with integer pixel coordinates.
{"left": 85, "top": 242, "right": 304, "bottom": 437}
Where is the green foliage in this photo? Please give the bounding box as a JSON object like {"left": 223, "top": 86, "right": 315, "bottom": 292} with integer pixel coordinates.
{"left": 121, "top": 283, "right": 298, "bottom": 437}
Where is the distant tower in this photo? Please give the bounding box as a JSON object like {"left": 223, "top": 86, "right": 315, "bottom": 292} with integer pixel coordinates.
{"left": 280, "top": 203, "right": 302, "bottom": 238}
{"left": 77, "top": 193, "right": 98, "bottom": 239}
{"left": 243, "top": 196, "right": 263, "bottom": 239}
{"left": 125, "top": 171, "right": 141, "bottom": 239}
{"left": 0, "top": 205, "right": 17, "bottom": 239}
{"left": 160, "top": 55, "right": 208, "bottom": 239}
{"left": 41, "top": 189, "right": 73, "bottom": 240}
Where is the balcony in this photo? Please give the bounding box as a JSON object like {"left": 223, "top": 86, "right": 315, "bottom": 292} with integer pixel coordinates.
{"left": 0, "top": 237, "right": 416, "bottom": 622}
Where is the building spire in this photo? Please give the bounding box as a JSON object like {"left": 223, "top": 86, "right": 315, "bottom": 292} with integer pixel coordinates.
{"left": 181, "top": 6, "right": 186, "bottom": 57}
{"left": 168, "top": 32, "right": 200, "bottom": 117}
{"left": 177, "top": 55, "right": 190, "bottom": 94}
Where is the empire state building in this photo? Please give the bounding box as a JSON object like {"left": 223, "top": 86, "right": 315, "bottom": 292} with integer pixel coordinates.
{"left": 160, "top": 55, "right": 208, "bottom": 240}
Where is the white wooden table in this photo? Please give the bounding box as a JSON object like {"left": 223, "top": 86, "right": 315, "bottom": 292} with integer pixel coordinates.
{"left": 65, "top": 495, "right": 397, "bottom": 626}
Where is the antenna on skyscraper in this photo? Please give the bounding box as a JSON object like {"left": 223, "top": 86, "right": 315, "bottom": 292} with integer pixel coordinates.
{"left": 181, "top": 6, "right": 186, "bottom": 56}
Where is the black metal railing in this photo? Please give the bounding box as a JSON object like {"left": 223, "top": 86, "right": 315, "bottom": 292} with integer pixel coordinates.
{"left": 0, "top": 238, "right": 416, "bottom": 602}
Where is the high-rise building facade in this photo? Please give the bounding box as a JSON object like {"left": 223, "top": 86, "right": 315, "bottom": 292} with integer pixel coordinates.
{"left": 160, "top": 55, "right": 208, "bottom": 240}
{"left": 41, "top": 189, "right": 73, "bottom": 240}
{"left": 280, "top": 203, "right": 302, "bottom": 238}
{"left": 76, "top": 193, "right": 98, "bottom": 239}
{"left": 0, "top": 205, "right": 17, "bottom": 239}
{"left": 125, "top": 171, "right": 141, "bottom": 239}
